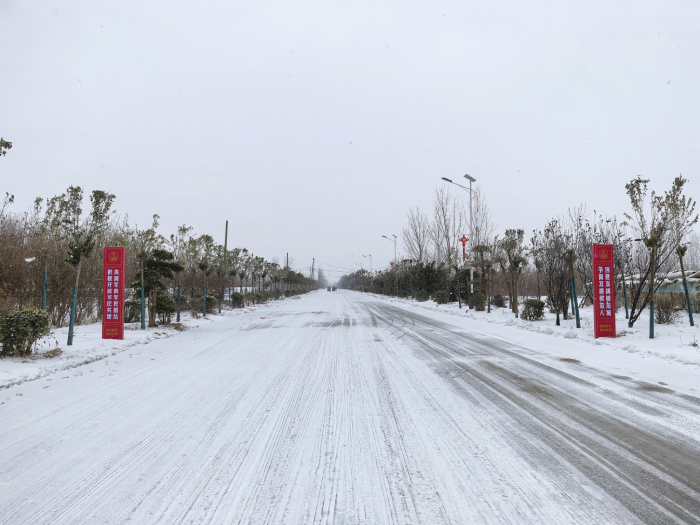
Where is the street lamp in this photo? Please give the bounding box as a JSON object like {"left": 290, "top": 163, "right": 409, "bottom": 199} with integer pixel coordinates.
{"left": 441, "top": 174, "right": 477, "bottom": 308}
{"left": 362, "top": 254, "right": 373, "bottom": 273}
{"left": 382, "top": 235, "right": 397, "bottom": 263}
{"left": 363, "top": 254, "right": 373, "bottom": 287}
{"left": 355, "top": 262, "right": 364, "bottom": 292}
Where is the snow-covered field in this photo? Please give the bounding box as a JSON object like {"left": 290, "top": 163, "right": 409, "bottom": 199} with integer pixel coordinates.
{"left": 1, "top": 290, "right": 698, "bottom": 524}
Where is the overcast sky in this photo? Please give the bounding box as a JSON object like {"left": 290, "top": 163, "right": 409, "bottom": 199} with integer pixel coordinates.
{"left": 2, "top": 1, "right": 699, "bottom": 281}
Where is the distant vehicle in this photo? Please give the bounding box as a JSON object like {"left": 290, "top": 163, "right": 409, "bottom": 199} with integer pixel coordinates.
{"left": 327, "top": 286, "right": 331, "bottom": 291}
{"left": 332, "top": 286, "right": 337, "bottom": 291}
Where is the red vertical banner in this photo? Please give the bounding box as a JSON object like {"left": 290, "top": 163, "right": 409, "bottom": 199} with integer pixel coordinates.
{"left": 592, "top": 244, "right": 616, "bottom": 338}
{"left": 103, "top": 247, "right": 125, "bottom": 340}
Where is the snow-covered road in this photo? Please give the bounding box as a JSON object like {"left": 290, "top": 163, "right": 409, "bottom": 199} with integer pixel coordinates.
{"left": 1, "top": 290, "right": 699, "bottom": 524}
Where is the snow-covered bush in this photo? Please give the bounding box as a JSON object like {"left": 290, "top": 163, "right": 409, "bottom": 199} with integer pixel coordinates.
{"left": 415, "top": 290, "right": 429, "bottom": 302}
{"left": 156, "top": 292, "right": 177, "bottom": 324}
{"left": 432, "top": 290, "right": 450, "bottom": 304}
{"left": 124, "top": 297, "right": 142, "bottom": 323}
{"left": 0, "top": 307, "right": 50, "bottom": 357}
{"left": 521, "top": 299, "right": 545, "bottom": 321}
{"left": 189, "top": 293, "right": 218, "bottom": 317}
{"left": 231, "top": 292, "right": 244, "bottom": 308}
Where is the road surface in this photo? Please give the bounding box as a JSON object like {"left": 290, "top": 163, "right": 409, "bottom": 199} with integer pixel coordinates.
{"left": 1, "top": 290, "right": 699, "bottom": 524}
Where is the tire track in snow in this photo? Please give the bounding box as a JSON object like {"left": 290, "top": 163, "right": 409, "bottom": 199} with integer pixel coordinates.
{"left": 370, "top": 300, "right": 700, "bottom": 524}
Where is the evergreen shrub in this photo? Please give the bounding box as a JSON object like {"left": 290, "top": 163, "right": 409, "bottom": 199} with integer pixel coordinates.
{"left": 433, "top": 290, "right": 450, "bottom": 304}
{"left": 415, "top": 290, "right": 429, "bottom": 302}
{"left": 190, "top": 294, "right": 218, "bottom": 317}
{"left": 231, "top": 292, "right": 244, "bottom": 308}
{"left": 521, "top": 299, "right": 546, "bottom": 321}
{"left": 493, "top": 294, "right": 506, "bottom": 308}
{"left": 474, "top": 292, "right": 486, "bottom": 311}
{"left": 156, "top": 292, "right": 177, "bottom": 324}
{"left": 125, "top": 297, "right": 141, "bottom": 323}
{"left": 0, "top": 307, "right": 50, "bottom": 357}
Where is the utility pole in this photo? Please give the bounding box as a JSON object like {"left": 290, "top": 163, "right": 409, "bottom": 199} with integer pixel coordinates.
{"left": 382, "top": 235, "right": 398, "bottom": 264}
{"left": 464, "top": 174, "right": 476, "bottom": 309}
{"left": 312, "top": 258, "right": 315, "bottom": 281}
{"left": 224, "top": 220, "right": 228, "bottom": 261}
{"left": 223, "top": 220, "right": 228, "bottom": 310}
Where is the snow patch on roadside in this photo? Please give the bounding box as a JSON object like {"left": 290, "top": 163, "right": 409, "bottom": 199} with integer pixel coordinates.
{"left": 366, "top": 293, "right": 700, "bottom": 368}
{"left": 0, "top": 303, "right": 273, "bottom": 390}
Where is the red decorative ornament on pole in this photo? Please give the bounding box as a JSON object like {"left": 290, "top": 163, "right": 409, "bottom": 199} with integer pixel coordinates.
{"left": 102, "top": 247, "right": 125, "bottom": 340}
{"left": 592, "top": 244, "right": 616, "bottom": 338}
{"left": 459, "top": 235, "right": 469, "bottom": 261}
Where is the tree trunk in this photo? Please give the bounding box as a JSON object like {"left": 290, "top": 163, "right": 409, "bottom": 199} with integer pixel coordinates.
{"left": 148, "top": 288, "right": 157, "bottom": 327}
{"left": 74, "top": 258, "right": 83, "bottom": 290}
{"left": 679, "top": 250, "right": 695, "bottom": 326}
{"left": 73, "top": 258, "right": 83, "bottom": 323}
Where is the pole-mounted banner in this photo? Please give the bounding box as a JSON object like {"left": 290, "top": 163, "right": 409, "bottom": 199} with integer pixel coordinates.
{"left": 592, "top": 244, "right": 615, "bottom": 338}
{"left": 103, "top": 247, "right": 125, "bottom": 340}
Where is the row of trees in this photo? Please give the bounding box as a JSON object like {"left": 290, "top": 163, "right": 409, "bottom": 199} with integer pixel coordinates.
{"left": 341, "top": 176, "right": 699, "bottom": 329}
{"left": 0, "top": 186, "right": 317, "bottom": 341}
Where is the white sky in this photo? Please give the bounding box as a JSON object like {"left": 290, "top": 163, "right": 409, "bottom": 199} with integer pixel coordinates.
{"left": 1, "top": 1, "right": 698, "bottom": 281}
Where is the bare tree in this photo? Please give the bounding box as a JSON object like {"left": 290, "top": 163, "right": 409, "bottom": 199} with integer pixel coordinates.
{"left": 432, "top": 186, "right": 466, "bottom": 265}
{"left": 532, "top": 220, "right": 571, "bottom": 325}
{"left": 501, "top": 229, "right": 527, "bottom": 317}
{"left": 402, "top": 206, "right": 432, "bottom": 263}
{"left": 622, "top": 176, "right": 696, "bottom": 327}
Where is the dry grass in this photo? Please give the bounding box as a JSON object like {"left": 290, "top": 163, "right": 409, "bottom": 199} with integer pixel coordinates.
{"left": 637, "top": 382, "right": 673, "bottom": 393}
{"left": 21, "top": 347, "right": 63, "bottom": 362}
{"left": 559, "top": 358, "right": 581, "bottom": 364}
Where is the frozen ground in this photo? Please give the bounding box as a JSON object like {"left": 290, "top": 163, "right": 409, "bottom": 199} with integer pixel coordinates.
{"left": 0, "top": 290, "right": 699, "bottom": 524}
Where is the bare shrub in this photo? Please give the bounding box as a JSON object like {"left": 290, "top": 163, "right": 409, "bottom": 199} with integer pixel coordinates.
{"left": 654, "top": 296, "right": 682, "bottom": 325}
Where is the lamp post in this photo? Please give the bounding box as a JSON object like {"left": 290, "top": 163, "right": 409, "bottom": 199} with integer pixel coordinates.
{"left": 441, "top": 174, "right": 476, "bottom": 309}
{"left": 363, "top": 254, "right": 373, "bottom": 288}
{"left": 382, "top": 235, "right": 398, "bottom": 296}
{"left": 382, "top": 235, "right": 397, "bottom": 264}
{"left": 362, "top": 254, "right": 372, "bottom": 273}
{"left": 355, "top": 263, "right": 364, "bottom": 292}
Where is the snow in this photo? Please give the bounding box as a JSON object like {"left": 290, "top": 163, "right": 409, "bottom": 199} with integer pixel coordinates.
{"left": 370, "top": 293, "right": 700, "bottom": 397}
{"left": 0, "top": 307, "right": 266, "bottom": 391}
{"left": 0, "top": 291, "right": 698, "bottom": 524}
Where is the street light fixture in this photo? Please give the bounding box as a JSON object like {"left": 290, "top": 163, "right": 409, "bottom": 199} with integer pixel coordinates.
{"left": 382, "top": 235, "right": 397, "bottom": 263}
{"left": 362, "top": 254, "right": 373, "bottom": 287}
{"left": 441, "top": 174, "right": 477, "bottom": 308}
{"left": 362, "top": 254, "right": 373, "bottom": 273}
{"left": 355, "top": 262, "right": 365, "bottom": 292}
